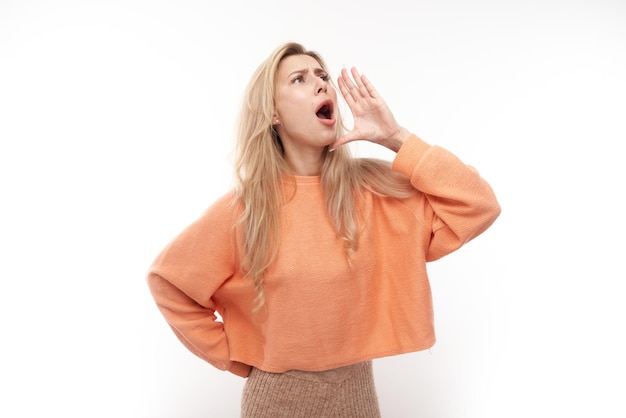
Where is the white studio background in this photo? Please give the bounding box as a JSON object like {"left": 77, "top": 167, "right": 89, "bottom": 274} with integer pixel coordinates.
{"left": 1, "top": 0, "right": 625, "bottom": 417}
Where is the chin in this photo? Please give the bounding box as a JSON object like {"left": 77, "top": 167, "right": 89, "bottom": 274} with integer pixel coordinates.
{"left": 319, "top": 130, "right": 337, "bottom": 145}
{"left": 319, "top": 138, "right": 336, "bottom": 149}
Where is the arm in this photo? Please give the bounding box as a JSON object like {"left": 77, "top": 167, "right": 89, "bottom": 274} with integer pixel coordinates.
{"left": 147, "top": 193, "right": 251, "bottom": 378}
{"left": 391, "top": 134, "right": 501, "bottom": 261}
{"left": 334, "top": 67, "right": 500, "bottom": 259}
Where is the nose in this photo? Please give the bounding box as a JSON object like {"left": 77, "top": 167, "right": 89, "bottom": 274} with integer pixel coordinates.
{"left": 316, "top": 77, "right": 328, "bottom": 95}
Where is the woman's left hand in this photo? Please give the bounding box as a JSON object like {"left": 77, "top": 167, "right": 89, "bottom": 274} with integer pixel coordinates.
{"left": 331, "top": 67, "right": 409, "bottom": 152}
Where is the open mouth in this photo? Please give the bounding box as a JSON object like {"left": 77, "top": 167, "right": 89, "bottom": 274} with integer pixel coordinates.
{"left": 315, "top": 100, "right": 334, "bottom": 120}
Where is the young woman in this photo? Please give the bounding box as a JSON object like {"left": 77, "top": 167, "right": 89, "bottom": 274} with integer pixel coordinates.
{"left": 147, "top": 42, "right": 501, "bottom": 417}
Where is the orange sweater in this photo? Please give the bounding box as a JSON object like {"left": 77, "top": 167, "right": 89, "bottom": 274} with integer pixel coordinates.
{"left": 147, "top": 134, "right": 501, "bottom": 378}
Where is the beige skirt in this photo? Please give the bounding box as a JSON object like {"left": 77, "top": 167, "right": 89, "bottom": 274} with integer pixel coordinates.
{"left": 240, "top": 361, "right": 381, "bottom": 418}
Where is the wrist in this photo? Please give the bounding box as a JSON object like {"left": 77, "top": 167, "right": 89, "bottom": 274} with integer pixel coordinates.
{"left": 386, "top": 127, "right": 410, "bottom": 152}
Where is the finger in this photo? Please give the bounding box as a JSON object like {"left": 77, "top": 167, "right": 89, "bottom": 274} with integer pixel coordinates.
{"left": 337, "top": 74, "right": 356, "bottom": 107}
{"left": 329, "top": 130, "right": 359, "bottom": 151}
{"left": 350, "top": 67, "right": 368, "bottom": 97}
{"left": 360, "top": 74, "right": 380, "bottom": 99}
{"left": 340, "top": 67, "right": 359, "bottom": 98}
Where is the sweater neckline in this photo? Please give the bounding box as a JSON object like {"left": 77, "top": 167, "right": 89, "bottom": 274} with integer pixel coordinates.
{"left": 292, "top": 175, "right": 320, "bottom": 184}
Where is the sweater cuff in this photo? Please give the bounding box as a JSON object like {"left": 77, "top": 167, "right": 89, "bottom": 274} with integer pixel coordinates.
{"left": 229, "top": 361, "right": 252, "bottom": 378}
{"left": 391, "top": 134, "right": 431, "bottom": 178}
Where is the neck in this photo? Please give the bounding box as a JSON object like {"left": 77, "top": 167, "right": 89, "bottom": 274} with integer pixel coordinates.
{"left": 284, "top": 147, "right": 325, "bottom": 176}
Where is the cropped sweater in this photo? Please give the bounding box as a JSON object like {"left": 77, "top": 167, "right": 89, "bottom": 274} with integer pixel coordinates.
{"left": 147, "top": 134, "right": 501, "bottom": 378}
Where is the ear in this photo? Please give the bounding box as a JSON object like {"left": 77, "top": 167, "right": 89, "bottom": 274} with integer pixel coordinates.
{"left": 272, "top": 114, "right": 280, "bottom": 125}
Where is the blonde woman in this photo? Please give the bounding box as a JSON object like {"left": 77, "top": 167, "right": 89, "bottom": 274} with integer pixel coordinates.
{"left": 147, "top": 42, "right": 501, "bottom": 417}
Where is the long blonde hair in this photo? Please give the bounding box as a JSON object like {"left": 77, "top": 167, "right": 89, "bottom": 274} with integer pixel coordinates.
{"left": 233, "top": 42, "right": 414, "bottom": 310}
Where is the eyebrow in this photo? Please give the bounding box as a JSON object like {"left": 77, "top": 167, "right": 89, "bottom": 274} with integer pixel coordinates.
{"left": 287, "top": 67, "right": 327, "bottom": 78}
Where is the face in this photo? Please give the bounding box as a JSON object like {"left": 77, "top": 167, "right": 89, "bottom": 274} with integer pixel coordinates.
{"left": 273, "top": 54, "right": 338, "bottom": 153}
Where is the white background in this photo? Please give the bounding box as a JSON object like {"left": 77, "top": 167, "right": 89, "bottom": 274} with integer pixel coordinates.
{"left": 1, "top": 0, "right": 625, "bottom": 417}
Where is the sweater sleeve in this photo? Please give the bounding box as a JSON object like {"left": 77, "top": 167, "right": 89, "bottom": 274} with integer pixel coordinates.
{"left": 146, "top": 193, "right": 251, "bottom": 378}
{"left": 391, "top": 134, "right": 501, "bottom": 261}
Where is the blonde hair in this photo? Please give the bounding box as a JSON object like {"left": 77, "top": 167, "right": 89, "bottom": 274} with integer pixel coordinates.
{"left": 233, "top": 42, "right": 414, "bottom": 310}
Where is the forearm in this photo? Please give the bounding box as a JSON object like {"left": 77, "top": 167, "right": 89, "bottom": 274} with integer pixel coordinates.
{"left": 148, "top": 272, "right": 250, "bottom": 377}
{"left": 391, "top": 134, "right": 501, "bottom": 258}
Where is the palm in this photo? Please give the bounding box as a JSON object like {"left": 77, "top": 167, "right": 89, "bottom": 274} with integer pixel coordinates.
{"left": 333, "top": 67, "right": 401, "bottom": 149}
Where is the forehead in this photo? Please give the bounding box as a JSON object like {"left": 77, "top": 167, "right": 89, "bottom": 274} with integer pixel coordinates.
{"left": 277, "top": 54, "right": 324, "bottom": 77}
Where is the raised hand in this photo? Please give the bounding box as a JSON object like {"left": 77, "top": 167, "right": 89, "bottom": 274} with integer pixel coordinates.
{"left": 331, "top": 67, "right": 409, "bottom": 152}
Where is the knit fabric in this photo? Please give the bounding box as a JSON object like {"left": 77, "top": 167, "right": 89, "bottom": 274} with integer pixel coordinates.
{"left": 147, "top": 134, "right": 501, "bottom": 377}
{"left": 241, "top": 361, "right": 380, "bottom": 418}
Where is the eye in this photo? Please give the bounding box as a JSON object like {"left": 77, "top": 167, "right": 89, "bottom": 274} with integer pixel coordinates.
{"left": 320, "top": 74, "right": 330, "bottom": 82}
{"left": 292, "top": 75, "right": 304, "bottom": 84}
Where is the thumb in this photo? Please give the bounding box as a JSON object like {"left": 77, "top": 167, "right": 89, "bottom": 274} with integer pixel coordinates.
{"left": 330, "top": 130, "right": 360, "bottom": 151}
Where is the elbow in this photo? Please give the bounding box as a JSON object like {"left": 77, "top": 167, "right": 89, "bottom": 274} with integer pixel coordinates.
{"left": 468, "top": 199, "right": 501, "bottom": 243}
{"left": 486, "top": 199, "right": 502, "bottom": 225}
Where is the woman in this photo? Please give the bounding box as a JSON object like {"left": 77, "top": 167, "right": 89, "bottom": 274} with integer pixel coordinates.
{"left": 147, "top": 42, "right": 501, "bottom": 417}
